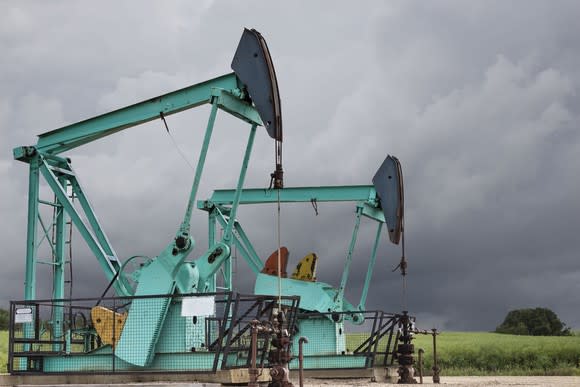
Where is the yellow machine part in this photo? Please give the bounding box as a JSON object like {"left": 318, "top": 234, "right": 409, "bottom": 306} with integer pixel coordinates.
{"left": 91, "top": 306, "right": 127, "bottom": 348}
{"left": 291, "top": 252, "right": 317, "bottom": 281}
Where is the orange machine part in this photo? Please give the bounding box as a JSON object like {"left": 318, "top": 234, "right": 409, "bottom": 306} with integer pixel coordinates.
{"left": 261, "top": 246, "right": 289, "bottom": 277}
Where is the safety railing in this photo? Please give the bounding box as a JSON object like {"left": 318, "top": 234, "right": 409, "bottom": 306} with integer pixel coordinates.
{"left": 288, "top": 310, "right": 403, "bottom": 370}
{"left": 8, "top": 292, "right": 298, "bottom": 374}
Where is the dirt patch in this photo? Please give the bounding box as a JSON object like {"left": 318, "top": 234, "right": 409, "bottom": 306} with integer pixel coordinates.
{"left": 299, "top": 376, "right": 580, "bottom": 386}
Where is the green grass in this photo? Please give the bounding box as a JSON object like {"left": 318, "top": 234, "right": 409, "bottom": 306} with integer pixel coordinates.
{"left": 0, "top": 330, "right": 7, "bottom": 373}
{"left": 348, "top": 331, "right": 580, "bottom": 376}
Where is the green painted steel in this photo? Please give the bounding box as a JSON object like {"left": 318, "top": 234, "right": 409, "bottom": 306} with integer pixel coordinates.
{"left": 292, "top": 317, "right": 346, "bottom": 355}
{"left": 207, "top": 212, "right": 217, "bottom": 292}
{"left": 213, "top": 214, "right": 263, "bottom": 275}
{"left": 215, "top": 89, "right": 263, "bottom": 126}
{"left": 335, "top": 205, "right": 363, "bottom": 312}
{"left": 51, "top": 175, "right": 66, "bottom": 351}
{"left": 200, "top": 185, "right": 379, "bottom": 206}
{"left": 223, "top": 124, "right": 257, "bottom": 242}
{"left": 233, "top": 222, "right": 264, "bottom": 272}
{"left": 115, "top": 264, "right": 176, "bottom": 366}
{"left": 204, "top": 184, "right": 389, "bottom": 319}
{"left": 179, "top": 100, "right": 220, "bottom": 235}
{"left": 289, "top": 355, "right": 367, "bottom": 369}
{"left": 38, "top": 159, "right": 132, "bottom": 296}
{"left": 42, "top": 350, "right": 217, "bottom": 372}
{"left": 358, "top": 222, "right": 384, "bottom": 311}
{"left": 254, "top": 273, "right": 360, "bottom": 320}
{"left": 194, "top": 124, "right": 257, "bottom": 288}
{"left": 29, "top": 73, "right": 240, "bottom": 156}
{"left": 24, "top": 157, "right": 40, "bottom": 301}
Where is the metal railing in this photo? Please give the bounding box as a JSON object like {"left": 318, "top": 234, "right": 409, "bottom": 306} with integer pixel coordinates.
{"left": 8, "top": 292, "right": 299, "bottom": 375}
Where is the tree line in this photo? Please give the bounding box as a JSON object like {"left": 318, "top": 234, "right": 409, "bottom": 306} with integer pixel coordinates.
{"left": 496, "top": 307, "right": 571, "bottom": 336}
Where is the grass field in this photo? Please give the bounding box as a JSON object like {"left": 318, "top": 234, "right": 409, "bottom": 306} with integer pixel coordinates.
{"left": 348, "top": 331, "right": 580, "bottom": 376}
{"left": 0, "top": 330, "right": 7, "bottom": 374}
{"left": 1, "top": 330, "right": 579, "bottom": 375}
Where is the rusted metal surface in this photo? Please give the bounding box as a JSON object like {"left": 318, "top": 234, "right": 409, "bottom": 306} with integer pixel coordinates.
{"left": 298, "top": 337, "right": 309, "bottom": 387}
{"left": 417, "top": 348, "right": 424, "bottom": 384}
{"left": 267, "top": 311, "right": 293, "bottom": 387}
{"left": 432, "top": 328, "right": 440, "bottom": 384}
{"left": 248, "top": 320, "right": 261, "bottom": 387}
{"left": 261, "top": 247, "right": 289, "bottom": 277}
{"left": 396, "top": 311, "right": 417, "bottom": 384}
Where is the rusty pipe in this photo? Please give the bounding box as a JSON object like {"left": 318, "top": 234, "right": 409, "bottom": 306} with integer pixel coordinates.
{"left": 298, "top": 336, "right": 309, "bottom": 387}
{"left": 432, "top": 328, "right": 440, "bottom": 384}
{"left": 418, "top": 348, "right": 424, "bottom": 384}
{"left": 248, "top": 320, "right": 260, "bottom": 387}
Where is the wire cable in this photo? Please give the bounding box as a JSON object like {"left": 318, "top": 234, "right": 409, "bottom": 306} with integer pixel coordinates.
{"left": 160, "top": 112, "right": 196, "bottom": 172}
{"left": 276, "top": 188, "right": 282, "bottom": 309}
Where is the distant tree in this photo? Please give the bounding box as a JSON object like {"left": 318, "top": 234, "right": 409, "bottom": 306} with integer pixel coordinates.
{"left": 496, "top": 307, "right": 571, "bottom": 336}
{"left": 0, "top": 308, "right": 8, "bottom": 330}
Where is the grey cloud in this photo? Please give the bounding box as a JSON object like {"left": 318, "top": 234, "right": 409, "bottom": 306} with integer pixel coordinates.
{"left": 1, "top": 1, "right": 579, "bottom": 332}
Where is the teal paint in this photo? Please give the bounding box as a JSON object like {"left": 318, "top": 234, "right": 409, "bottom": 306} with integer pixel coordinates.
{"left": 335, "top": 206, "right": 363, "bottom": 312}
{"left": 51, "top": 176, "right": 66, "bottom": 351}
{"left": 287, "top": 318, "right": 372, "bottom": 369}
{"left": 22, "top": 156, "right": 40, "bottom": 369}
{"left": 38, "top": 160, "right": 131, "bottom": 296}
{"left": 42, "top": 351, "right": 217, "bottom": 372}
{"left": 233, "top": 222, "right": 263, "bottom": 272}
{"left": 207, "top": 212, "right": 217, "bottom": 292}
{"left": 115, "top": 276, "right": 174, "bottom": 366}
{"left": 293, "top": 317, "right": 346, "bottom": 355}
{"left": 254, "top": 273, "right": 360, "bottom": 320}
{"left": 202, "top": 185, "right": 379, "bottom": 206}
{"left": 223, "top": 124, "right": 257, "bottom": 242}
{"left": 289, "top": 355, "right": 367, "bottom": 369}
{"left": 24, "top": 156, "right": 40, "bottom": 301}
{"left": 29, "top": 73, "right": 239, "bottom": 156}
{"left": 214, "top": 213, "right": 262, "bottom": 275}
{"left": 358, "top": 222, "right": 383, "bottom": 311}
{"left": 180, "top": 100, "right": 219, "bottom": 235}
{"left": 194, "top": 125, "right": 257, "bottom": 286}
{"left": 215, "top": 90, "right": 263, "bottom": 126}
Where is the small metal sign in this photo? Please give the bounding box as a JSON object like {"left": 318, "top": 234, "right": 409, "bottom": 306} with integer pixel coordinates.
{"left": 14, "top": 307, "right": 33, "bottom": 323}
{"left": 181, "top": 296, "right": 215, "bottom": 317}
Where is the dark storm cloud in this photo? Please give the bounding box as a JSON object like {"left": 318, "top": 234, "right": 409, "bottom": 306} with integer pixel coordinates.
{"left": 1, "top": 1, "right": 579, "bottom": 331}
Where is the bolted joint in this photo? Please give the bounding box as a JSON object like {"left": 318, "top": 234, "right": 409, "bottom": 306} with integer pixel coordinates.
{"left": 13, "top": 146, "right": 38, "bottom": 162}
{"left": 174, "top": 234, "right": 190, "bottom": 250}
{"left": 207, "top": 247, "right": 223, "bottom": 264}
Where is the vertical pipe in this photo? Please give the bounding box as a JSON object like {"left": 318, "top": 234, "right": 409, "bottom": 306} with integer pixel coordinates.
{"left": 418, "top": 348, "right": 424, "bottom": 384}
{"left": 336, "top": 205, "right": 363, "bottom": 309}
{"left": 298, "top": 337, "right": 309, "bottom": 387}
{"left": 180, "top": 100, "right": 219, "bottom": 234}
{"left": 358, "top": 222, "right": 383, "bottom": 310}
{"left": 248, "top": 321, "right": 259, "bottom": 387}
{"left": 432, "top": 329, "right": 440, "bottom": 384}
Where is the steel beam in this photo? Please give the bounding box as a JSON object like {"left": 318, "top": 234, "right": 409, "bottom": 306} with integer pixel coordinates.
{"left": 358, "top": 222, "right": 383, "bottom": 311}
{"left": 334, "top": 205, "right": 363, "bottom": 311}
{"left": 24, "top": 157, "right": 40, "bottom": 301}
{"left": 19, "top": 73, "right": 239, "bottom": 156}
{"left": 199, "top": 185, "right": 379, "bottom": 207}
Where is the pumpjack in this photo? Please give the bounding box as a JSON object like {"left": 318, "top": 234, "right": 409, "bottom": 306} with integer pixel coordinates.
{"left": 10, "top": 28, "right": 405, "bottom": 375}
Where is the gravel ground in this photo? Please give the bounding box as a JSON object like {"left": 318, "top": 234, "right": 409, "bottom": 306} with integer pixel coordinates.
{"left": 300, "top": 376, "right": 580, "bottom": 386}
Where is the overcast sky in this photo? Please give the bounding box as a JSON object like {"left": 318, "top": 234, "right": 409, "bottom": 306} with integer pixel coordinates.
{"left": 1, "top": 1, "right": 579, "bottom": 331}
